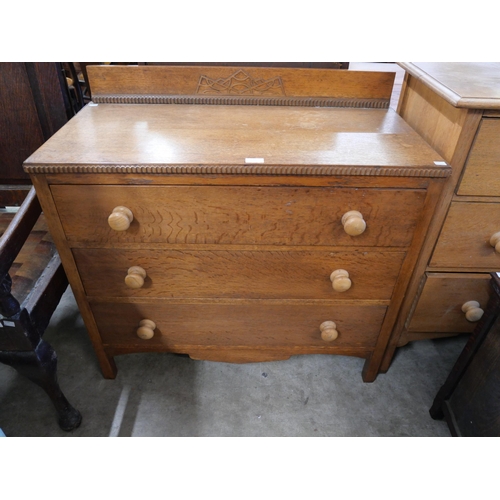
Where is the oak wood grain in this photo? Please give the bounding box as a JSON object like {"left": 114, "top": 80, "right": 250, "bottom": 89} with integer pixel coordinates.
{"left": 430, "top": 202, "right": 500, "bottom": 268}
{"left": 407, "top": 273, "right": 491, "bottom": 333}
{"left": 52, "top": 185, "right": 426, "bottom": 248}
{"left": 25, "top": 65, "right": 454, "bottom": 380}
{"left": 383, "top": 65, "right": 497, "bottom": 371}
{"left": 398, "top": 63, "right": 500, "bottom": 109}
{"left": 397, "top": 74, "right": 471, "bottom": 164}
{"left": 92, "top": 301, "right": 387, "bottom": 351}
{"left": 30, "top": 175, "right": 117, "bottom": 378}
{"left": 86, "top": 65, "right": 394, "bottom": 102}
{"left": 44, "top": 173, "right": 432, "bottom": 189}
{"left": 457, "top": 118, "right": 500, "bottom": 197}
{"left": 73, "top": 248, "right": 406, "bottom": 300}
{"left": 363, "top": 178, "right": 446, "bottom": 380}
{"left": 24, "top": 104, "right": 448, "bottom": 173}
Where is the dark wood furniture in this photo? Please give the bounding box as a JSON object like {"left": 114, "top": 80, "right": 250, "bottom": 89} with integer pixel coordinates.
{"left": 0, "top": 63, "right": 70, "bottom": 207}
{"left": 430, "top": 272, "right": 500, "bottom": 436}
{"left": 25, "top": 65, "right": 450, "bottom": 382}
{"left": 0, "top": 188, "right": 81, "bottom": 431}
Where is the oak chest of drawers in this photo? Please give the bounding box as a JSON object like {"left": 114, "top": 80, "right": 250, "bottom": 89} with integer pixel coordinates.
{"left": 24, "top": 65, "right": 450, "bottom": 381}
{"left": 383, "top": 63, "right": 500, "bottom": 368}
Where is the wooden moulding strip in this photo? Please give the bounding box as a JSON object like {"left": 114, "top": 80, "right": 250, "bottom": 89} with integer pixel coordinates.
{"left": 92, "top": 94, "right": 391, "bottom": 108}
{"left": 86, "top": 65, "right": 395, "bottom": 105}
{"left": 23, "top": 164, "right": 452, "bottom": 178}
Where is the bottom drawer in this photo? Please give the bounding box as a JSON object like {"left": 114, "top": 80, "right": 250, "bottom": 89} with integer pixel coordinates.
{"left": 92, "top": 301, "right": 387, "bottom": 350}
{"left": 408, "top": 273, "right": 492, "bottom": 333}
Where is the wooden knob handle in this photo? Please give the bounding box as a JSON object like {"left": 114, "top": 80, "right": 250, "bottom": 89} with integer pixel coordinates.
{"left": 320, "top": 321, "right": 339, "bottom": 342}
{"left": 125, "top": 266, "right": 147, "bottom": 289}
{"left": 108, "top": 206, "right": 133, "bottom": 231}
{"left": 461, "top": 301, "right": 484, "bottom": 322}
{"left": 137, "top": 319, "right": 156, "bottom": 339}
{"left": 330, "top": 269, "right": 352, "bottom": 292}
{"left": 341, "top": 210, "right": 366, "bottom": 236}
{"left": 490, "top": 232, "right": 500, "bottom": 254}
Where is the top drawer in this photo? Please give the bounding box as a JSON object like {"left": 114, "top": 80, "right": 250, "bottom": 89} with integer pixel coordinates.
{"left": 51, "top": 185, "right": 426, "bottom": 248}
{"left": 457, "top": 118, "right": 500, "bottom": 197}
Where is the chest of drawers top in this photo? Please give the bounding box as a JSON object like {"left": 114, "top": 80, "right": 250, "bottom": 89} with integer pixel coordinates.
{"left": 25, "top": 103, "right": 448, "bottom": 176}
{"left": 398, "top": 62, "right": 500, "bottom": 109}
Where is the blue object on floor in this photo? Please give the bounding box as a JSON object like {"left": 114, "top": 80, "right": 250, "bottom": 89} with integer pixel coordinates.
{"left": 0, "top": 428, "right": 5, "bottom": 437}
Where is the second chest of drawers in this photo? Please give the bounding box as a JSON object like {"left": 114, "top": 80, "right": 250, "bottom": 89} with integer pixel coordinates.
{"left": 385, "top": 63, "right": 500, "bottom": 365}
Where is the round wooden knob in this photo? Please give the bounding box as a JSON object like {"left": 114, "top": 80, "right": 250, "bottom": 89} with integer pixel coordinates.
{"left": 341, "top": 210, "right": 366, "bottom": 236}
{"left": 320, "top": 321, "right": 339, "bottom": 342}
{"left": 137, "top": 319, "right": 156, "bottom": 339}
{"left": 108, "top": 206, "right": 133, "bottom": 231}
{"left": 489, "top": 232, "right": 500, "bottom": 254}
{"left": 461, "top": 301, "right": 484, "bottom": 322}
{"left": 330, "top": 269, "right": 352, "bottom": 292}
{"left": 125, "top": 266, "right": 147, "bottom": 289}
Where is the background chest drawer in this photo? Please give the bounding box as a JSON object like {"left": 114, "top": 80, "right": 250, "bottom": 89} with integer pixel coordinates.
{"left": 73, "top": 248, "right": 406, "bottom": 300}
{"left": 430, "top": 202, "right": 500, "bottom": 268}
{"left": 457, "top": 118, "right": 500, "bottom": 197}
{"left": 408, "top": 273, "right": 491, "bottom": 333}
{"left": 91, "top": 301, "right": 387, "bottom": 350}
{"left": 52, "top": 185, "right": 426, "bottom": 247}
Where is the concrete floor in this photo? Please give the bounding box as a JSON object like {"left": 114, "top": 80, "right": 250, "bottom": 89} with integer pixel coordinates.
{"left": 0, "top": 287, "right": 465, "bottom": 436}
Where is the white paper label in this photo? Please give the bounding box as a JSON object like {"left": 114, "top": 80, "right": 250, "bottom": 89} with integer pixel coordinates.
{"left": 3, "top": 321, "right": 15, "bottom": 327}
{"left": 434, "top": 161, "right": 447, "bottom": 166}
{"left": 245, "top": 158, "right": 264, "bottom": 164}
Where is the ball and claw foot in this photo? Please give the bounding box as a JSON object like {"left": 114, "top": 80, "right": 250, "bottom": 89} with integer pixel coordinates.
{"left": 58, "top": 406, "right": 82, "bottom": 431}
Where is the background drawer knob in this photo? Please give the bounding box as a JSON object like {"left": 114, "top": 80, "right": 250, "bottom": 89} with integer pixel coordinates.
{"left": 461, "top": 301, "right": 484, "bottom": 322}
{"left": 320, "top": 321, "right": 339, "bottom": 342}
{"left": 108, "top": 206, "right": 134, "bottom": 231}
{"left": 330, "top": 269, "right": 352, "bottom": 292}
{"left": 137, "top": 319, "right": 156, "bottom": 339}
{"left": 125, "top": 266, "right": 147, "bottom": 289}
{"left": 490, "top": 232, "right": 500, "bottom": 253}
{"left": 341, "top": 210, "right": 366, "bottom": 236}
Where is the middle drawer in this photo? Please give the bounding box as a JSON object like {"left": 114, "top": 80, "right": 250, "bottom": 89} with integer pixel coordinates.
{"left": 74, "top": 248, "right": 406, "bottom": 300}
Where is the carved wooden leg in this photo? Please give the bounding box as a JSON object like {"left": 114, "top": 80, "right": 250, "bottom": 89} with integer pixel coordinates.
{"left": 0, "top": 340, "right": 82, "bottom": 431}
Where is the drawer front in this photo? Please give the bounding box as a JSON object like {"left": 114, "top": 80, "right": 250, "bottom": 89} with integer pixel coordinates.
{"left": 74, "top": 248, "right": 406, "bottom": 300}
{"left": 52, "top": 185, "right": 426, "bottom": 247}
{"left": 430, "top": 202, "right": 500, "bottom": 269}
{"left": 457, "top": 119, "right": 500, "bottom": 197}
{"left": 92, "top": 302, "right": 386, "bottom": 349}
{"left": 408, "top": 273, "right": 491, "bottom": 333}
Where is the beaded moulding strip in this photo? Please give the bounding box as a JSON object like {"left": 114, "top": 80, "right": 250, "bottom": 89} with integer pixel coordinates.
{"left": 91, "top": 94, "right": 391, "bottom": 109}
{"left": 24, "top": 164, "right": 451, "bottom": 178}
